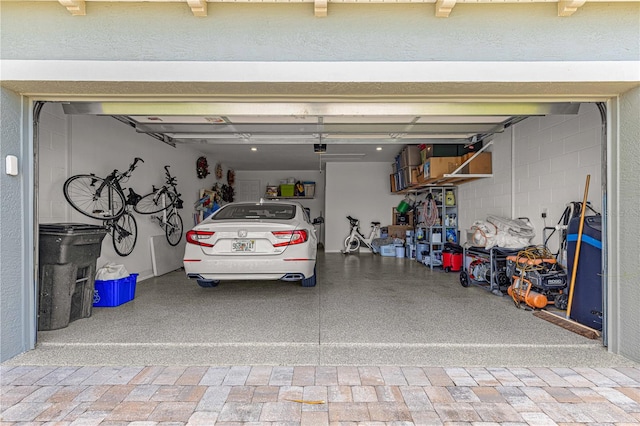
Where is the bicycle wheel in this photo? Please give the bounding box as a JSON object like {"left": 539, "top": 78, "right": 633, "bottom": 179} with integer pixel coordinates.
{"left": 112, "top": 212, "right": 138, "bottom": 257}
{"left": 134, "top": 189, "right": 176, "bottom": 214}
{"left": 165, "top": 212, "right": 184, "bottom": 246}
{"left": 63, "top": 174, "right": 126, "bottom": 220}
{"left": 344, "top": 235, "right": 360, "bottom": 252}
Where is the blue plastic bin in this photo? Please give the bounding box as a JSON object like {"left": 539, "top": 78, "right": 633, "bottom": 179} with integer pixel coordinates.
{"left": 567, "top": 216, "right": 602, "bottom": 330}
{"left": 93, "top": 273, "right": 138, "bottom": 307}
{"left": 380, "top": 245, "right": 396, "bottom": 257}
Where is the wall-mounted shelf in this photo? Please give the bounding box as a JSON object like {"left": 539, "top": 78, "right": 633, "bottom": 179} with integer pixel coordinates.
{"left": 264, "top": 196, "right": 314, "bottom": 200}
{"left": 391, "top": 141, "right": 493, "bottom": 193}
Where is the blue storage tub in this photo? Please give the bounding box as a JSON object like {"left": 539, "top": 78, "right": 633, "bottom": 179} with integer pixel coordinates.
{"left": 93, "top": 273, "right": 138, "bottom": 307}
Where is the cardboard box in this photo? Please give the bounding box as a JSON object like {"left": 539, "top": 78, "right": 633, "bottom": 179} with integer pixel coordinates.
{"left": 461, "top": 152, "right": 492, "bottom": 174}
{"left": 386, "top": 225, "right": 413, "bottom": 238}
{"left": 393, "top": 208, "right": 414, "bottom": 226}
{"left": 401, "top": 166, "right": 419, "bottom": 186}
{"left": 389, "top": 174, "right": 397, "bottom": 192}
{"left": 423, "top": 156, "right": 462, "bottom": 179}
{"left": 400, "top": 145, "right": 421, "bottom": 167}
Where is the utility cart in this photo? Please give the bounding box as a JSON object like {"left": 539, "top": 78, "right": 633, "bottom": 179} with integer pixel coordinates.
{"left": 459, "top": 245, "right": 522, "bottom": 296}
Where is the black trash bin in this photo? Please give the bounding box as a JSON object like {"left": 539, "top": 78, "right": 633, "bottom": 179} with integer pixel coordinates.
{"left": 38, "top": 223, "right": 107, "bottom": 331}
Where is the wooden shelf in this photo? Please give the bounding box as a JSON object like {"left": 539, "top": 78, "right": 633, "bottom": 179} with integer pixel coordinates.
{"left": 395, "top": 173, "right": 492, "bottom": 193}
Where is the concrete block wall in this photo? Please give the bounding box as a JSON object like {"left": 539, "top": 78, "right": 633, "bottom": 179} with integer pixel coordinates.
{"left": 38, "top": 104, "right": 69, "bottom": 223}
{"left": 458, "top": 103, "right": 603, "bottom": 255}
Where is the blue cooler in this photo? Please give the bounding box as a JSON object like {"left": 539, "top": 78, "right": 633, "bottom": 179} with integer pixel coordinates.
{"left": 567, "top": 215, "right": 602, "bottom": 331}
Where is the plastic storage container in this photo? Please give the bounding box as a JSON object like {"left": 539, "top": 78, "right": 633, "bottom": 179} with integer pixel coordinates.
{"left": 380, "top": 245, "right": 396, "bottom": 257}
{"left": 94, "top": 273, "right": 138, "bottom": 307}
{"left": 303, "top": 182, "right": 315, "bottom": 197}
{"left": 38, "top": 223, "right": 107, "bottom": 330}
{"left": 279, "top": 184, "right": 295, "bottom": 197}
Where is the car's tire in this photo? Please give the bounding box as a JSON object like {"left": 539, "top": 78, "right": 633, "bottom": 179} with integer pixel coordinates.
{"left": 197, "top": 279, "right": 219, "bottom": 288}
{"left": 301, "top": 267, "right": 317, "bottom": 287}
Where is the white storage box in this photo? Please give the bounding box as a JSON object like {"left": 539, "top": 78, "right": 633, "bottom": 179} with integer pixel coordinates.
{"left": 379, "top": 245, "right": 396, "bottom": 257}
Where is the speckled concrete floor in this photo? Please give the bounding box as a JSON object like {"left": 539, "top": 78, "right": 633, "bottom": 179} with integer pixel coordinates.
{"left": 6, "top": 252, "right": 635, "bottom": 367}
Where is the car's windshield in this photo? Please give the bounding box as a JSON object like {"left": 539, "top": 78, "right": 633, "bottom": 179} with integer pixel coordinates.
{"left": 212, "top": 204, "right": 296, "bottom": 220}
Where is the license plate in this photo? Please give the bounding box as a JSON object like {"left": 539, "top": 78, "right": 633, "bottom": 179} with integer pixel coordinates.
{"left": 232, "top": 239, "right": 255, "bottom": 252}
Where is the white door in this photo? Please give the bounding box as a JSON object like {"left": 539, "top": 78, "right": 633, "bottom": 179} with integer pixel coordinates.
{"left": 235, "top": 179, "right": 261, "bottom": 202}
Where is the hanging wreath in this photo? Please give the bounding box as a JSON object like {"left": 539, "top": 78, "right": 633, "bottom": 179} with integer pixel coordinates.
{"left": 215, "top": 163, "right": 223, "bottom": 180}
{"left": 219, "top": 184, "right": 235, "bottom": 203}
{"left": 196, "top": 156, "right": 209, "bottom": 179}
{"left": 227, "top": 169, "right": 235, "bottom": 186}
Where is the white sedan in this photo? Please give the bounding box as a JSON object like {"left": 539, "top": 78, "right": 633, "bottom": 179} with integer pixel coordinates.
{"left": 183, "top": 200, "right": 320, "bottom": 288}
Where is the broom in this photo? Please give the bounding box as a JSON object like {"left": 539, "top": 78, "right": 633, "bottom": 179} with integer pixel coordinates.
{"left": 533, "top": 175, "right": 601, "bottom": 340}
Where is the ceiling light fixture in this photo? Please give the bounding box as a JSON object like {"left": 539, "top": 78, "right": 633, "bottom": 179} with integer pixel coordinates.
{"left": 251, "top": 147, "right": 258, "bottom": 151}
{"left": 376, "top": 147, "right": 383, "bottom": 151}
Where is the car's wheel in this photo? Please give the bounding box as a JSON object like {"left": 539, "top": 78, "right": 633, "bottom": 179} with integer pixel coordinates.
{"left": 460, "top": 271, "right": 470, "bottom": 287}
{"left": 301, "top": 267, "right": 317, "bottom": 287}
{"left": 197, "top": 279, "right": 219, "bottom": 288}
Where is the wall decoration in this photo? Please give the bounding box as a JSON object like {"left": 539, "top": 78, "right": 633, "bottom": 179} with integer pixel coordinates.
{"left": 227, "top": 169, "right": 235, "bottom": 186}
{"left": 215, "top": 163, "right": 223, "bottom": 180}
{"left": 196, "top": 156, "right": 210, "bottom": 179}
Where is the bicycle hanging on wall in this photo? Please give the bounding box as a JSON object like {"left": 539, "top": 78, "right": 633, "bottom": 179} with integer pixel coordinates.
{"left": 63, "top": 157, "right": 144, "bottom": 256}
{"left": 134, "top": 165, "right": 184, "bottom": 246}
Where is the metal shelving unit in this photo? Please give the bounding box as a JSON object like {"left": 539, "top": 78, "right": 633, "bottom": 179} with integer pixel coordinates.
{"left": 414, "top": 186, "right": 458, "bottom": 269}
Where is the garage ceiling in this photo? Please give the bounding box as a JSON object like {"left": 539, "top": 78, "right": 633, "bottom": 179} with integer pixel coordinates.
{"left": 61, "top": 101, "right": 581, "bottom": 171}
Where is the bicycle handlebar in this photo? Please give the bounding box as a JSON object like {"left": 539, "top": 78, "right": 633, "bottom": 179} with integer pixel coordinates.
{"left": 164, "top": 165, "right": 179, "bottom": 187}
{"left": 129, "top": 157, "right": 144, "bottom": 171}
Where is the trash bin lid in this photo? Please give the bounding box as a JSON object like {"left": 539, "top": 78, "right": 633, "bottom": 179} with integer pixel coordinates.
{"left": 39, "top": 223, "right": 107, "bottom": 235}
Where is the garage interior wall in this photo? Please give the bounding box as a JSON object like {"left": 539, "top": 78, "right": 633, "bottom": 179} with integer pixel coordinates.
{"left": 458, "top": 103, "right": 603, "bottom": 254}
{"left": 325, "top": 162, "right": 405, "bottom": 253}
{"left": 37, "top": 103, "right": 226, "bottom": 280}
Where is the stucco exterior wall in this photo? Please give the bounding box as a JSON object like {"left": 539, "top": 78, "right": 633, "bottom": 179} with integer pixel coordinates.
{"left": 0, "top": 88, "right": 33, "bottom": 361}
{"left": 1, "top": 1, "right": 639, "bottom": 362}
{"left": 616, "top": 87, "right": 640, "bottom": 362}
{"left": 1, "top": 2, "right": 639, "bottom": 62}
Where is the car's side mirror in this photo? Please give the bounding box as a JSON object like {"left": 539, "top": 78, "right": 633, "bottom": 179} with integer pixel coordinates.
{"left": 313, "top": 217, "right": 324, "bottom": 225}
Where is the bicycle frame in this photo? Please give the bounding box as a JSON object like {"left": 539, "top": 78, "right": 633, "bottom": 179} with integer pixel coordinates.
{"left": 343, "top": 216, "right": 380, "bottom": 254}
{"left": 91, "top": 158, "right": 143, "bottom": 212}
{"left": 151, "top": 191, "right": 174, "bottom": 227}
{"left": 147, "top": 166, "right": 184, "bottom": 245}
